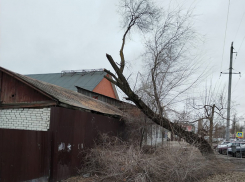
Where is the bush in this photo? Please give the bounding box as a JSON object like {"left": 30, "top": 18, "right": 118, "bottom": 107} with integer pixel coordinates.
{"left": 79, "top": 135, "right": 229, "bottom": 182}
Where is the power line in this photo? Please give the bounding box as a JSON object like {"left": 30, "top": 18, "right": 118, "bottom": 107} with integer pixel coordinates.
{"left": 237, "top": 34, "right": 245, "bottom": 58}
{"left": 234, "top": 9, "right": 245, "bottom": 42}
{"left": 220, "top": 0, "right": 231, "bottom": 72}
{"left": 231, "top": 76, "right": 241, "bottom": 94}
{"left": 234, "top": 4, "right": 245, "bottom": 62}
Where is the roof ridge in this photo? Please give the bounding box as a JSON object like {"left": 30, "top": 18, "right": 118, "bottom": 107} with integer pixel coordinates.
{"left": 25, "top": 69, "right": 105, "bottom": 76}
{"left": 61, "top": 68, "right": 104, "bottom": 75}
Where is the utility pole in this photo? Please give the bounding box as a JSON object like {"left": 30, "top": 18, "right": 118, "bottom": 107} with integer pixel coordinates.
{"left": 221, "top": 42, "right": 240, "bottom": 141}
{"left": 226, "top": 42, "right": 234, "bottom": 141}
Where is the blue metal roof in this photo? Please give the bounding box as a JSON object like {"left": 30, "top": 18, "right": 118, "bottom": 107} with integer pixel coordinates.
{"left": 26, "top": 71, "right": 107, "bottom": 92}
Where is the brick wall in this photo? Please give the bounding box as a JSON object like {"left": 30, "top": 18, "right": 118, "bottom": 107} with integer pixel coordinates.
{"left": 0, "top": 108, "right": 50, "bottom": 131}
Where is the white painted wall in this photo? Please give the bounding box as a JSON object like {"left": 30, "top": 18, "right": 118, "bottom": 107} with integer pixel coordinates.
{"left": 0, "top": 108, "right": 50, "bottom": 131}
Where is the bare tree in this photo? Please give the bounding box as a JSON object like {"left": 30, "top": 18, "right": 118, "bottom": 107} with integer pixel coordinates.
{"left": 137, "top": 7, "right": 199, "bottom": 116}
{"left": 189, "top": 82, "right": 227, "bottom": 144}
{"left": 104, "top": 0, "right": 213, "bottom": 155}
{"left": 231, "top": 114, "right": 237, "bottom": 136}
{"left": 213, "top": 123, "right": 226, "bottom": 139}
{"left": 230, "top": 114, "right": 244, "bottom": 137}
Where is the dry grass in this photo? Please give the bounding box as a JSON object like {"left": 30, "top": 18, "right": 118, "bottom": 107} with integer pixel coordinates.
{"left": 78, "top": 135, "right": 230, "bottom": 182}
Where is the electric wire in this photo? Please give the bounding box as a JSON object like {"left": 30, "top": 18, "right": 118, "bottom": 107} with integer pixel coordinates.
{"left": 232, "top": 2, "right": 245, "bottom": 98}
{"left": 220, "top": 0, "right": 231, "bottom": 72}
{"left": 231, "top": 77, "right": 240, "bottom": 94}
{"left": 234, "top": 9, "right": 245, "bottom": 42}
{"left": 236, "top": 34, "right": 245, "bottom": 59}
{"left": 235, "top": 5, "right": 245, "bottom": 61}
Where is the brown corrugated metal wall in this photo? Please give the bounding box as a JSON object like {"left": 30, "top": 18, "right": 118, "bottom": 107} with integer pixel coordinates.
{"left": 0, "top": 129, "right": 51, "bottom": 182}
{"left": 49, "top": 107, "right": 124, "bottom": 181}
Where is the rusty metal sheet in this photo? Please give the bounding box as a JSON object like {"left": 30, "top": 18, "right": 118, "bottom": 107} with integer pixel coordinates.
{"left": 0, "top": 71, "right": 2, "bottom": 99}
{"left": 49, "top": 107, "right": 85, "bottom": 181}
{"left": 0, "top": 129, "right": 51, "bottom": 182}
{"left": 49, "top": 107, "right": 124, "bottom": 181}
{"left": 0, "top": 71, "right": 52, "bottom": 104}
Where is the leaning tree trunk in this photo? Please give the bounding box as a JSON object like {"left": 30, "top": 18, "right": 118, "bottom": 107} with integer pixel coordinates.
{"left": 208, "top": 104, "right": 215, "bottom": 145}
{"left": 104, "top": 54, "right": 214, "bottom": 156}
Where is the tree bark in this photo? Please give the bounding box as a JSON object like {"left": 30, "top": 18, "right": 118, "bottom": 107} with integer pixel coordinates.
{"left": 208, "top": 104, "right": 215, "bottom": 145}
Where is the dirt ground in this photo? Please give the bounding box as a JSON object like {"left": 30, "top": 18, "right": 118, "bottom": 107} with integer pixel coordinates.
{"left": 201, "top": 154, "right": 245, "bottom": 182}
{"left": 64, "top": 172, "right": 245, "bottom": 182}
{"left": 62, "top": 176, "right": 94, "bottom": 182}
{"left": 201, "top": 172, "right": 245, "bottom": 182}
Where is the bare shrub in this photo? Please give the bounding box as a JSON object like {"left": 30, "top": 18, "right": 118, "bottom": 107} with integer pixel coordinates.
{"left": 79, "top": 135, "right": 229, "bottom": 182}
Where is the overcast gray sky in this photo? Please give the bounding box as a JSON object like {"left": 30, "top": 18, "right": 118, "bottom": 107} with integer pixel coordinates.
{"left": 1, "top": 0, "right": 245, "bottom": 118}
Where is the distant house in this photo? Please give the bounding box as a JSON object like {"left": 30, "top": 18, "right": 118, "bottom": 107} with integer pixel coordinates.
{"left": 26, "top": 69, "right": 119, "bottom": 100}
{"left": 0, "top": 67, "right": 124, "bottom": 181}
{"left": 181, "top": 123, "right": 195, "bottom": 132}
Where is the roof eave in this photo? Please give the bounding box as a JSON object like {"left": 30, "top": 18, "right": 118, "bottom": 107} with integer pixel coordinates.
{"left": 58, "top": 103, "right": 122, "bottom": 118}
